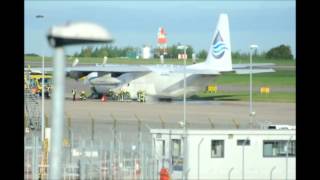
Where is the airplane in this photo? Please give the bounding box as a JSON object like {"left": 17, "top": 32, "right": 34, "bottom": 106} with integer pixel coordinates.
{"left": 27, "top": 13, "right": 274, "bottom": 101}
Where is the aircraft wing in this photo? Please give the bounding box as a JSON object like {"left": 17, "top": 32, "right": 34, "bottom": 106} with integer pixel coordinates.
{"left": 172, "top": 68, "right": 220, "bottom": 75}
{"left": 232, "top": 63, "right": 274, "bottom": 69}
{"left": 234, "top": 69, "right": 275, "bottom": 74}
{"left": 66, "top": 64, "right": 151, "bottom": 72}
{"left": 25, "top": 64, "right": 152, "bottom": 73}
{"left": 232, "top": 63, "right": 275, "bottom": 74}
{"left": 25, "top": 64, "right": 221, "bottom": 75}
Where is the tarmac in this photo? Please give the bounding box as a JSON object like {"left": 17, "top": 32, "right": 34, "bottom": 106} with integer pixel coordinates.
{"left": 40, "top": 96, "right": 295, "bottom": 143}
{"left": 25, "top": 65, "right": 296, "bottom": 144}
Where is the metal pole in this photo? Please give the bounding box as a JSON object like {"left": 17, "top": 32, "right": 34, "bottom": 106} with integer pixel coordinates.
{"left": 169, "top": 129, "right": 172, "bottom": 173}
{"left": 270, "top": 166, "right": 276, "bottom": 180}
{"left": 26, "top": 141, "right": 30, "bottom": 180}
{"left": 197, "top": 138, "right": 204, "bottom": 180}
{"left": 242, "top": 142, "right": 244, "bottom": 180}
{"left": 119, "top": 132, "right": 122, "bottom": 180}
{"left": 49, "top": 47, "right": 66, "bottom": 180}
{"left": 152, "top": 138, "right": 156, "bottom": 180}
{"left": 32, "top": 134, "right": 38, "bottom": 180}
{"left": 36, "top": 14, "right": 45, "bottom": 142}
{"left": 183, "top": 48, "right": 188, "bottom": 180}
{"left": 90, "top": 114, "right": 95, "bottom": 142}
{"left": 109, "top": 142, "right": 112, "bottom": 180}
{"left": 286, "top": 135, "right": 293, "bottom": 180}
{"left": 70, "top": 129, "right": 73, "bottom": 164}
{"left": 249, "top": 50, "right": 253, "bottom": 128}
{"left": 138, "top": 118, "right": 142, "bottom": 180}
{"left": 42, "top": 54, "right": 45, "bottom": 141}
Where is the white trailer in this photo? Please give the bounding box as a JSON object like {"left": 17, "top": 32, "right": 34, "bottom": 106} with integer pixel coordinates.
{"left": 150, "top": 129, "right": 295, "bottom": 180}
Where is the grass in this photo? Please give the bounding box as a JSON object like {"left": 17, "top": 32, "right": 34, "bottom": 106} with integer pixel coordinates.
{"left": 215, "top": 70, "right": 295, "bottom": 87}
{"left": 25, "top": 56, "right": 295, "bottom": 66}
{"left": 25, "top": 55, "right": 295, "bottom": 103}
{"left": 191, "top": 91, "right": 296, "bottom": 103}
{"left": 232, "top": 58, "right": 295, "bottom": 66}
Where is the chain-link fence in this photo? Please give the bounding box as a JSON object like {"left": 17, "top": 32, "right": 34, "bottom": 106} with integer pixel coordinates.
{"left": 24, "top": 103, "right": 288, "bottom": 180}
{"left": 24, "top": 117, "right": 157, "bottom": 180}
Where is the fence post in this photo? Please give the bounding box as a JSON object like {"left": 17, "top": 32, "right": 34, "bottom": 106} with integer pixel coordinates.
{"left": 32, "top": 134, "right": 39, "bottom": 180}
{"left": 89, "top": 113, "right": 95, "bottom": 142}
{"left": 25, "top": 135, "right": 30, "bottom": 180}
{"left": 208, "top": 118, "right": 215, "bottom": 129}
{"left": 159, "top": 115, "right": 165, "bottom": 129}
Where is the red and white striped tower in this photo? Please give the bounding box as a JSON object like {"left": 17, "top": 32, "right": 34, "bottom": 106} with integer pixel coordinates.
{"left": 157, "top": 27, "right": 168, "bottom": 55}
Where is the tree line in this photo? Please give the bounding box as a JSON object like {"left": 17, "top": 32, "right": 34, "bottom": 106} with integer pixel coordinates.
{"left": 69, "top": 44, "right": 294, "bottom": 60}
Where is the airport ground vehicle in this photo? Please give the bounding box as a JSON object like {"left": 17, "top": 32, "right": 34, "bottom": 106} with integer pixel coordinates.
{"left": 25, "top": 73, "right": 52, "bottom": 98}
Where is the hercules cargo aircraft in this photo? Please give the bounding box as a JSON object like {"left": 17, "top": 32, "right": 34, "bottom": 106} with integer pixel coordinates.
{"left": 27, "top": 14, "right": 274, "bottom": 100}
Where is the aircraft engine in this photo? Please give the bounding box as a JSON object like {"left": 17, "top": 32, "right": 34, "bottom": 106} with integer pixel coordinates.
{"left": 67, "top": 71, "right": 91, "bottom": 80}
{"left": 89, "top": 73, "right": 121, "bottom": 86}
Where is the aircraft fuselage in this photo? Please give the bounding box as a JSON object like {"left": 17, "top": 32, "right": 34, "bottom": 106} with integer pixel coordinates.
{"left": 90, "top": 72, "right": 216, "bottom": 99}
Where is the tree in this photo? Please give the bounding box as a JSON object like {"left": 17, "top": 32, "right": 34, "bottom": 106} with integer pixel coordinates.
{"left": 197, "top": 50, "right": 208, "bottom": 59}
{"left": 266, "top": 44, "right": 293, "bottom": 60}
{"left": 25, "top": 53, "right": 39, "bottom": 57}
{"left": 167, "top": 45, "right": 178, "bottom": 59}
{"left": 186, "top": 45, "right": 194, "bottom": 58}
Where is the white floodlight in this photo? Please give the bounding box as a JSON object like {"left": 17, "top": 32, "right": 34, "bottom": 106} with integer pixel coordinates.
{"left": 132, "top": 145, "right": 136, "bottom": 151}
{"left": 47, "top": 21, "right": 113, "bottom": 180}
{"left": 47, "top": 22, "right": 113, "bottom": 47}
{"left": 250, "top": 44, "right": 259, "bottom": 49}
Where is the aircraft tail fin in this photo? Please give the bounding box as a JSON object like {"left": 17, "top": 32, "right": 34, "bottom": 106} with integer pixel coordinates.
{"left": 205, "top": 13, "right": 232, "bottom": 71}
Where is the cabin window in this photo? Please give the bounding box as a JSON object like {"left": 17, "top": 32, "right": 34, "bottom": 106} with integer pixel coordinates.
{"left": 211, "top": 140, "right": 224, "bottom": 158}
{"left": 172, "top": 139, "right": 183, "bottom": 171}
{"left": 172, "top": 139, "right": 181, "bottom": 157}
{"left": 237, "top": 139, "right": 250, "bottom": 146}
{"left": 263, "top": 140, "right": 296, "bottom": 157}
{"left": 155, "top": 140, "right": 165, "bottom": 156}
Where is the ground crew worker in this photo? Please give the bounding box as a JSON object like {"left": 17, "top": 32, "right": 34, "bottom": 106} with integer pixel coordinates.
{"left": 160, "top": 168, "right": 170, "bottom": 180}
{"left": 72, "top": 89, "right": 76, "bottom": 101}
{"left": 80, "top": 91, "right": 86, "bottom": 100}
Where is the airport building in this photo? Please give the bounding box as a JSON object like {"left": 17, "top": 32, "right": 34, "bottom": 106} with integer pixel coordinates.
{"left": 142, "top": 45, "right": 152, "bottom": 59}
{"left": 150, "top": 129, "right": 295, "bottom": 180}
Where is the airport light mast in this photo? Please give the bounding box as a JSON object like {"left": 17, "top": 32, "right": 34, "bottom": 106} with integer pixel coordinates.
{"left": 178, "top": 45, "right": 188, "bottom": 180}
{"left": 47, "top": 22, "right": 113, "bottom": 179}
{"left": 249, "top": 44, "right": 258, "bottom": 128}
{"left": 36, "top": 14, "right": 45, "bottom": 142}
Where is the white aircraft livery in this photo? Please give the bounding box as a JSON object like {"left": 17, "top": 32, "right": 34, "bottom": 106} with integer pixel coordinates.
{"left": 28, "top": 14, "right": 274, "bottom": 100}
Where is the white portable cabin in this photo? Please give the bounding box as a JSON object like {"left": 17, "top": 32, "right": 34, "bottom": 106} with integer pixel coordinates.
{"left": 150, "top": 129, "right": 296, "bottom": 180}
{"left": 142, "top": 46, "right": 152, "bottom": 59}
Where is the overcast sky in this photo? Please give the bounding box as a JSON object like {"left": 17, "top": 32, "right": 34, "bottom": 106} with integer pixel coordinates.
{"left": 25, "top": 0, "right": 296, "bottom": 57}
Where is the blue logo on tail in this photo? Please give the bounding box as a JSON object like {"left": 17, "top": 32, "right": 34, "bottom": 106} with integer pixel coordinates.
{"left": 211, "top": 31, "right": 228, "bottom": 59}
